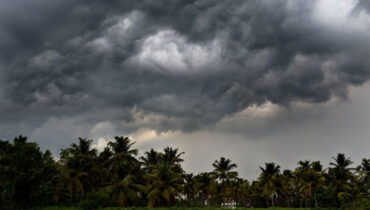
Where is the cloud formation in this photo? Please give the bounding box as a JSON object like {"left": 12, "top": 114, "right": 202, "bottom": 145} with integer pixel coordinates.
{"left": 0, "top": 0, "right": 370, "bottom": 150}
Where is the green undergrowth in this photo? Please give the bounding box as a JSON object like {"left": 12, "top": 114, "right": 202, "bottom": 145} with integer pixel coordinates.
{"left": 37, "top": 207, "right": 344, "bottom": 210}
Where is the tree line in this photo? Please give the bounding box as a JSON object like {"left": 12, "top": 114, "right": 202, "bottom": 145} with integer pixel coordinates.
{"left": 0, "top": 135, "right": 369, "bottom": 209}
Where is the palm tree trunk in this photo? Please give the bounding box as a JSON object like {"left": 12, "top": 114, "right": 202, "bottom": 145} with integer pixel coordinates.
{"left": 314, "top": 192, "right": 318, "bottom": 208}
{"left": 71, "top": 181, "right": 75, "bottom": 205}
{"left": 221, "top": 181, "right": 225, "bottom": 205}
{"left": 271, "top": 195, "right": 274, "bottom": 207}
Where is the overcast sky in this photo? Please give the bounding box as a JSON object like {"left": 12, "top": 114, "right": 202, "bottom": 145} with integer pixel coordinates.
{"left": 0, "top": 0, "right": 369, "bottom": 179}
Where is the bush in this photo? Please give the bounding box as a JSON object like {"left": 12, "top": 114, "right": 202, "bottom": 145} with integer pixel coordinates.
{"left": 78, "top": 192, "right": 110, "bottom": 210}
{"left": 357, "top": 198, "right": 370, "bottom": 209}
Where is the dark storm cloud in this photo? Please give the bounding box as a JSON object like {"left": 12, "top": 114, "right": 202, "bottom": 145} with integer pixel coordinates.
{"left": 355, "top": 0, "right": 370, "bottom": 12}
{"left": 1, "top": 0, "right": 370, "bottom": 141}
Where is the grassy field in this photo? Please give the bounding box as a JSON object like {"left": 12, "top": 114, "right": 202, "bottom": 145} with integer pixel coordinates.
{"left": 38, "top": 207, "right": 344, "bottom": 210}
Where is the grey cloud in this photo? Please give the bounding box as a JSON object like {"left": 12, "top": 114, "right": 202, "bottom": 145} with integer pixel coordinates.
{"left": 0, "top": 0, "right": 370, "bottom": 149}
{"left": 355, "top": 0, "right": 370, "bottom": 12}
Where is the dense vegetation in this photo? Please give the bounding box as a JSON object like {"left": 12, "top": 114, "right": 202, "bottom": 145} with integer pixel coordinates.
{"left": 0, "top": 135, "right": 369, "bottom": 209}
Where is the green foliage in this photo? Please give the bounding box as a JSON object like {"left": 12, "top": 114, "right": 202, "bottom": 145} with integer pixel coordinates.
{"left": 37, "top": 207, "right": 343, "bottom": 210}
{"left": 0, "top": 136, "right": 58, "bottom": 209}
{"left": 357, "top": 198, "right": 370, "bottom": 208}
{"left": 78, "top": 192, "right": 110, "bottom": 210}
{"left": 1, "top": 135, "right": 369, "bottom": 209}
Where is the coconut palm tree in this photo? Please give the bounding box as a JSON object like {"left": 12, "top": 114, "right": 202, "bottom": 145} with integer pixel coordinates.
{"left": 183, "top": 173, "right": 197, "bottom": 201}
{"left": 330, "top": 153, "right": 353, "bottom": 173}
{"left": 279, "top": 170, "right": 295, "bottom": 208}
{"left": 356, "top": 158, "right": 370, "bottom": 186}
{"left": 297, "top": 160, "right": 311, "bottom": 171}
{"left": 162, "top": 147, "right": 185, "bottom": 174}
{"left": 162, "top": 147, "right": 185, "bottom": 164}
{"left": 232, "top": 178, "right": 249, "bottom": 207}
{"left": 67, "top": 138, "right": 97, "bottom": 157}
{"left": 144, "top": 162, "right": 183, "bottom": 207}
{"left": 259, "top": 162, "right": 281, "bottom": 207}
{"left": 194, "top": 172, "right": 217, "bottom": 206}
{"left": 337, "top": 176, "right": 367, "bottom": 208}
{"left": 212, "top": 157, "right": 238, "bottom": 183}
{"left": 58, "top": 138, "right": 97, "bottom": 204}
{"left": 140, "top": 149, "right": 160, "bottom": 170}
{"left": 212, "top": 157, "right": 238, "bottom": 204}
{"left": 105, "top": 165, "right": 142, "bottom": 207}
{"left": 298, "top": 169, "right": 325, "bottom": 208}
{"left": 312, "top": 161, "right": 323, "bottom": 172}
{"left": 107, "top": 136, "right": 139, "bottom": 177}
{"left": 60, "top": 166, "right": 87, "bottom": 205}
{"left": 249, "top": 180, "right": 264, "bottom": 207}
{"left": 104, "top": 136, "right": 143, "bottom": 206}
{"left": 108, "top": 136, "right": 138, "bottom": 161}
{"left": 328, "top": 153, "right": 354, "bottom": 206}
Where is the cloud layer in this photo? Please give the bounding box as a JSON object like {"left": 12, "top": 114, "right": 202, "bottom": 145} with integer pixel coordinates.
{"left": 1, "top": 0, "right": 370, "bottom": 151}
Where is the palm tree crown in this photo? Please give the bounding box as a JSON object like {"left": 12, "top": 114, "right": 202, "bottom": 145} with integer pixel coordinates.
{"left": 212, "top": 157, "right": 238, "bottom": 182}
{"left": 108, "top": 136, "right": 138, "bottom": 158}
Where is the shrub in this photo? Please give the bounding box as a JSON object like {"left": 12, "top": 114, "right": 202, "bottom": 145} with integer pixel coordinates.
{"left": 78, "top": 192, "right": 110, "bottom": 210}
